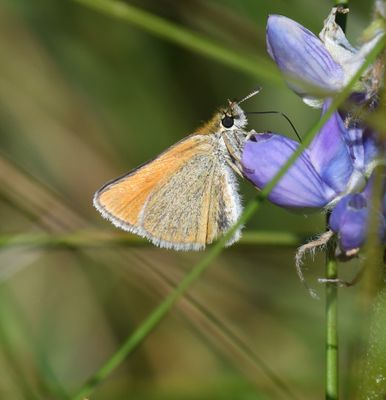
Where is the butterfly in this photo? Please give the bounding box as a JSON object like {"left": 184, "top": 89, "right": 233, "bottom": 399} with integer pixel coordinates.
{"left": 93, "top": 90, "right": 260, "bottom": 251}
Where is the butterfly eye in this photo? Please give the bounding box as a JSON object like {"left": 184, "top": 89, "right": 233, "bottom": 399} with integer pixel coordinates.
{"left": 221, "top": 115, "right": 234, "bottom": 128}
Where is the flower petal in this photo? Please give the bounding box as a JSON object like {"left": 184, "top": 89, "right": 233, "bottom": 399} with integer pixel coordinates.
{"left": 341, "top": 125, "right": 382, "bottom": 184}
{"left": 330, "top": 193, "right": 368, "bottom": 251}
{"left": 266, "top": 14, "right": 344, "bottom": 102}
{"left": 329, "top": 195, "right": 351, "bottom": 232}
{"left": 241, "top": 133, "right": 336, "bottom": 208}
{"left": 320, "top": 8, "right": 384, "bottom": 90}
{"left": 344, "top": 127, "right": 365, "bottom": 171}
{"left": 308, "top": 103, "right": 354, "bottom": 193}
{"left": 363, "top": 130, "right": 383, "bottom": 175}
{"left": 319, "top": 8, "right": 357, "bottom": 72}
{"left": 339, "top": 205, "right": 368, "bottom": 251}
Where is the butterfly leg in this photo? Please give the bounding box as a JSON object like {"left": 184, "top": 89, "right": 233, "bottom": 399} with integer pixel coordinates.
{"left": 318, "top": 267, "right": 363, "bottom": 287}
{"left": 226, "top": 158, "right": 244, "bottom": 178}
{"left": 222, "top": 135, "right": 244, "bottom": 178}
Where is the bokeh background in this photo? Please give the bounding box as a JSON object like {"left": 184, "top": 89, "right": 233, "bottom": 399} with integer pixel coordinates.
{"left": 0, "top": 0, "right": 379, "bottom": 399}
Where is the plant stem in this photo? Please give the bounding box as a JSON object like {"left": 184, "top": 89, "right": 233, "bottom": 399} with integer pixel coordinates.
{"left": 0, "top": 230, "right": 306, "bottom": 249}
{"left": 335, "top": 1, "right": 349, "bottom": 32}
{"left": 324, "top": 3, "right": 349, "bottom": 397}
{"left": 325, "top": 241, "right": 339, "bottom": 400}
{"left": 324, "top": 5, "right": 344, "bottom": 399}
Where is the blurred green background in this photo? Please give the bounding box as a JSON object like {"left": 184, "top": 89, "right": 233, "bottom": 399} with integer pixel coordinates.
{"left": 0, "top": 0, "right": 377, "bottom": 399}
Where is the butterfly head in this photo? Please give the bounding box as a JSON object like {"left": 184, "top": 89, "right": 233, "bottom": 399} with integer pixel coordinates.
{"left": 219, "top": 86, "right": 262, "bottom": 132}
{"left": 219, "top": 101, "right": 248, "bottom": 132}
{"left": 196, "top": 88, "right": 261, "bottom": 135}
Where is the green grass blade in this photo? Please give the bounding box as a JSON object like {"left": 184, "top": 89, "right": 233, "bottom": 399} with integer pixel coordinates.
{"left": 0, "top": 284, "right": 70, "bottom": 400}
{"left": 72, "top": 200, "right": 260, "bottom": 400}
{"left": 0, "top": 296, "right": 39, "bottom": 400}
{"left": 0, "top": 230, "right": 306, "bottom": 249}
{"left": 72, "top": 0, "right": 282, "bottom": 84}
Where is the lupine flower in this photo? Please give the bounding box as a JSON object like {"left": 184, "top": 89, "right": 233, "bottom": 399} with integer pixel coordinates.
{"left": 330, "top": 179, "right": 386, "bottom": 253}
{"left": 266, "top": 8, "right": 383, "bottom": 107}
{"left": 242, "top": 7, "right": 385, "bottom": 256}
{"left": 242, "top": 101, "right": 380, "bottom": 210}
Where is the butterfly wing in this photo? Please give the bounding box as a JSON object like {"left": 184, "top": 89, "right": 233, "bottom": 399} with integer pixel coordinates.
{"left": 93, "top": 135, "right": 242, "bottom": 250}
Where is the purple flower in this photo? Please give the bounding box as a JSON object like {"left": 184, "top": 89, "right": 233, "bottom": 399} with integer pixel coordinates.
{"left": 266, "top": 14, "right": 344, "bottom": 103}
{"left": 266, "top": 8, "right": 384, "bottom": 106}
{"left": 329, "top": 181, "right": 386, "bottom": 252}
{"left": 242, "top": 102, "right": 379, "bottom": 210}
{"left": 250, "top": 8, "right": 386, "bottom": 257}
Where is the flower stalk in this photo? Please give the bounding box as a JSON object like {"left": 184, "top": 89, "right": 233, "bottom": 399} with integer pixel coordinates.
{"left": 325, "top": 236, "right": 339, "bottom": 400}
{"left": 335, "top": 2, "right": 349, "bottom": 32}
{"left": 324, "top": 5, "right": 349, "bottom": 399}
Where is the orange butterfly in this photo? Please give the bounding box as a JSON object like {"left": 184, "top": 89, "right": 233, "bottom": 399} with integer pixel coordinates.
{"left": 94, "top": 91, "right": 260, "bottom": 250}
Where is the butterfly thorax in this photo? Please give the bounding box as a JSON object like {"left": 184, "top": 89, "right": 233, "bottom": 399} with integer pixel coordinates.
{"left": 194, "top": 103, "right": 248, "bottom": 164}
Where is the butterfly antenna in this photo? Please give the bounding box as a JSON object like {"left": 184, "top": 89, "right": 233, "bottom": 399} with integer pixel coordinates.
{"left": 246, "top": 110, "right": 302, "bottom": 143}
{"left": 237, "top": 87, "right": 262, "bottom": 105}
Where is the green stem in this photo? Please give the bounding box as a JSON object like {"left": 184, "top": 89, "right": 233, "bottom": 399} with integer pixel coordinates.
{"left": 0, "top": 230, "right": 306, "bottom": 249}
{"left": 334, "top": 2, "right": 349, "bottom": 33}
{"left": 323, "top": 4, "right": 348, "bottom": 397}
{"left": 326, "top": 242, "right": 339, "bottom": 400}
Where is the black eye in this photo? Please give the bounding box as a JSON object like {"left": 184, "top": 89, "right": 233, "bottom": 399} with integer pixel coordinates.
{"left": 221, "top": 115, "right": 234, "bottom": 128}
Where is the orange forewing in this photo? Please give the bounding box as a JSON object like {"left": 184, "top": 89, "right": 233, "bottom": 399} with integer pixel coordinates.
{"left": 94, "top": 135, "right": 209, "bottom": 227}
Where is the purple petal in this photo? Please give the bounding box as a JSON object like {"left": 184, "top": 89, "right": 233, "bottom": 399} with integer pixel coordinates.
{"left": 241, "top": 133, "right": 336, "bottom": 208}
{"left": 308, "top": 103, "right": 354, "bottom": 193}
{"left": 340, "top": 96, "right": 382, "bottom": 175}
{"left": 329, "top": 193, "right": 367, "bottom": 232}
{"left": 339, "top": 205, "right": 368, "bottom": 251}
{"left": 330, "top": 193, "right": 369, "bottom": 251}
{"left": 329, "top": 195, "right": 351, "bottom": 232}
{"left": 266, "top": 15, "right": 344, "bottom": 97}
{"left": 363, "top": 129, "right": 382, "bottom": 173}
{"left": 344, "top": 127, "right": 365, "bottom": 171}
{"left": 343, "top": 126, "right": 381, "bottom": 175}
{"left": 330, "top": 181, "right": 386, "bottom": 251}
